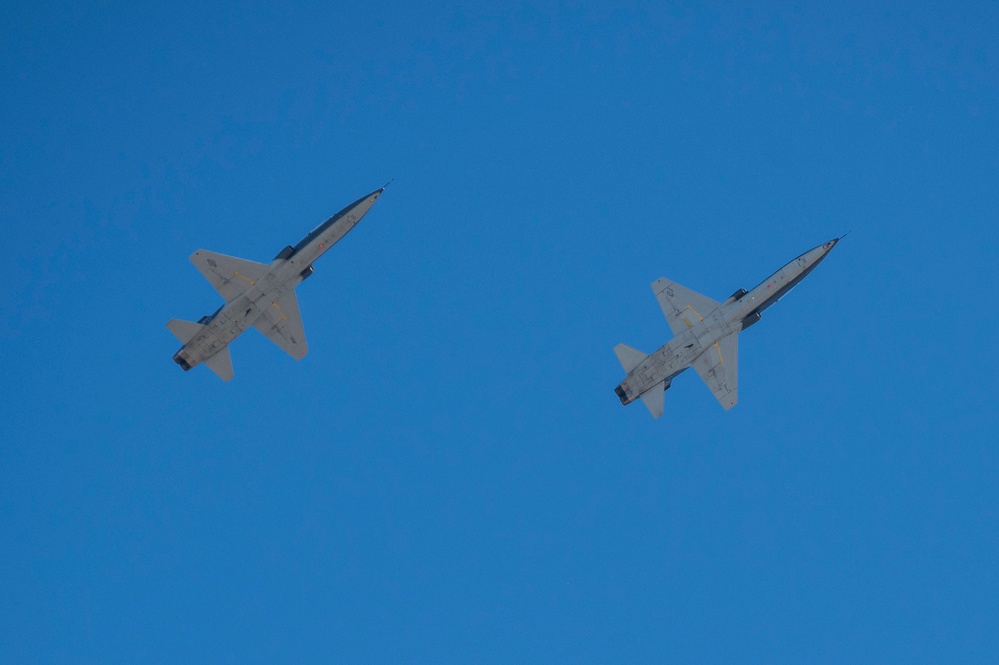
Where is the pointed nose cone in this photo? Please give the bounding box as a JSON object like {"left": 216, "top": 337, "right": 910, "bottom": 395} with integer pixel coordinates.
{"left": 370, "top": 179, "right": 392, "bottom": 200}
{"left": 824, "top": 231, "right": 851, "bottom": 251}
{"left": 343, "top": 185, "right": 387, "bottom": 220}
{"left": 795, "top": 238, "right": 841, "bottom": 275}
{"left": 817, "top": 236, "right": 847, "bottom": 257}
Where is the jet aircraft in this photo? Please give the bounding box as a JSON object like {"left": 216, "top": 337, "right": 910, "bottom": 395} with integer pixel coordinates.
{"left": 614, "top": 239, "right": 842, "bottom": 418}
{"left": 167, "top": 186, "right": 386, "bottom": 380}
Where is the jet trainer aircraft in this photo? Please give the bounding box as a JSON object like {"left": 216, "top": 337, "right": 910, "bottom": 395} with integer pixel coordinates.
{"left": 166, "top": 186, "right": 386, "bottom": 381}
{"left": 614, "top": 238, "right": 842, "bottom": 418}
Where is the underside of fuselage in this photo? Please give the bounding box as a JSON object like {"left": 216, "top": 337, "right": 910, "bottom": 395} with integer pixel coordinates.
{"left": 167, "top": 186, "right": 386, "bottom": 382}
{"left": 613, "top": 237, "right": 841, "bottom": 419}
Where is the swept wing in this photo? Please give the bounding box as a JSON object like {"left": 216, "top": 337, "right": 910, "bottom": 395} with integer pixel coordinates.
{"left": 190, "top": 250, "right": 269, "bottom": 302}
{"left": 692, "top": 332, "right": 739, "bottom": 410}
{"left": 252, "top": 289, "right": 309, "bottom": 360}
{"left": 652, "top": 278, "right": 720, "bottom": 337}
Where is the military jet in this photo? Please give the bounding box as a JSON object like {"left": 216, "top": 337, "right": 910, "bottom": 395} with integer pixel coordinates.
{"left": 166, "top": 186, "right": 386, "bottom": 381}
{"left": 614, "top": 238, "right": 842, "bottom": 418}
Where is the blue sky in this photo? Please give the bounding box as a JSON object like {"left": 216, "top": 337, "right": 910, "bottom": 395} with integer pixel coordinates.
{"left": 2, "top": 1, "right": 997, "bottom": 662}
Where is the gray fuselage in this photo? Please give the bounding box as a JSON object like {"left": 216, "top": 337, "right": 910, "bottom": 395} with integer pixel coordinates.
{"left": 615, "top": 239, "right": 838, "bottom": 405}
{"left": 173, "top": 189, "right": 383, "bottom": 371}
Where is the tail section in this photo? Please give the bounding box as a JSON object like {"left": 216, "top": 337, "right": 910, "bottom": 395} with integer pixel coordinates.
{"left": 166, "top": 319, "right": 205, "bottom": 344}
{"left": 614, "top": 343, "right": 648, "bottom": 373}
{"left": 640, "top": 381, "right": 667, "bottom": 419}
{"left": 166, "top": 318, "right": 234, "bottom": 381}
{"left": 614, "top": 343, "right": 669, "bottom": 418}
{"left": 203, "top": 345, "right": 235, "bottom": 382}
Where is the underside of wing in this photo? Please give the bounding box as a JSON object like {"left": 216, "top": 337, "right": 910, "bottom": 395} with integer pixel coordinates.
{"left": 252, "top": 288, "right": 309, "bottom": 360}
{"left": 190, "top": 250, "right": 269, "bottom": 302}
{"left": 652, "top": 278, "right": 720, "bottom": 337}
{"left": 692, "top": 332, "right": 739, "bottom": 410}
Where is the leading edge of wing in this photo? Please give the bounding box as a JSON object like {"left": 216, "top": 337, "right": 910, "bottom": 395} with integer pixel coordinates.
{"left": 652, "top": 278, "right": 720, "bottom": 337}
{"left": 692, "top": 332, "right": 739, "bottom": 410}
{"left": 190, "top": 250, "right": 269, "bottom": 302}
{"left": 252, "top": 288, "right": 309, "bottom": 360}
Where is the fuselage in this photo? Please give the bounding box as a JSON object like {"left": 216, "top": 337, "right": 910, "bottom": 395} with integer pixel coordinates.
{"left": 172, "top": 188, "right": 384, "bottom": 371}
{"left": 614, "top": 239, "right": 839, "bottom": 405}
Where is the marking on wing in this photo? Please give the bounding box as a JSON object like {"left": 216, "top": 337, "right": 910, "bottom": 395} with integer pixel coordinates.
{"left": 233, "top": 271, "right": 256, "bottom": 286}
{"left": 682, "top": 304, "right": 705, "bottom": 328}
{"left": 714, "top": 341, "right": 723, "bottom": 364}
{"left": 271, "top": 301, "right": 288, "bottom": 321}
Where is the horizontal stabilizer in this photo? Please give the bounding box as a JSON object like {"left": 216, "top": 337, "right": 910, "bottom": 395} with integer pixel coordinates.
{"left": 640, "top": 381, "right": 666, "bottom": 419}
{"left": 204, "top": 345, "right": 234, "bottom": 382}
{"left": 166, "top": 319, "right": 205, "bottom": 345}
{"left": 614, "top": 343, "right": 648, "bottom": 374}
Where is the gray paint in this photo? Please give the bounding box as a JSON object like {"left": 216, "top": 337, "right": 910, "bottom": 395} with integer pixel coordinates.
{"left": 614, "top": 239, "right": 840, "bottom": 418}
{"left": 166, "top": 187, "right": 385, "bottom": 380}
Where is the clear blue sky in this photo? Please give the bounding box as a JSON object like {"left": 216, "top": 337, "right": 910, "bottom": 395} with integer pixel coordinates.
{"left": 2, "top": 2, "right": 997, "bottom": 662}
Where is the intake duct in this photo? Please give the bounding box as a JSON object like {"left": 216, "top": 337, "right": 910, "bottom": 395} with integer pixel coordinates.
{"left": 723, "top": 288, "right": 748, "bottom": 305}
{"left": 273, "top": 245, "right": 295, "bottom": 261}
{"left": 198, "top": 305, "right": 224, "bottom": 324}
{"left": 741, "top": 311, "right": 762, "bottom": 331}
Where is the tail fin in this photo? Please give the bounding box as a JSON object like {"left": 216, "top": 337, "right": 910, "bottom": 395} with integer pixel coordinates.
{"left": 614, "top": 343, "right": 648, "bottom": 373}
{"left": 166, "top": 319, "right": 205, "bottom": 344}
{"left": 640, "top": 381, "right": 667, "bottom": 419}
{"left": 204, "top": 345, "right": 234, "bottom": 382}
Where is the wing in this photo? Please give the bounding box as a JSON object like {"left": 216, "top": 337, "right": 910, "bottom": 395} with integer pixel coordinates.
{"left": 651, "top": 278, "right": 721, "bottom": 337}
{"left": 190, "top": 250, "right": 269, "bottom": 302}
{"left": 252, "top": 288, "right": 309, "bottom": 360}
{"left": 692, "top": 332, "right": 739, "bottom": 410}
